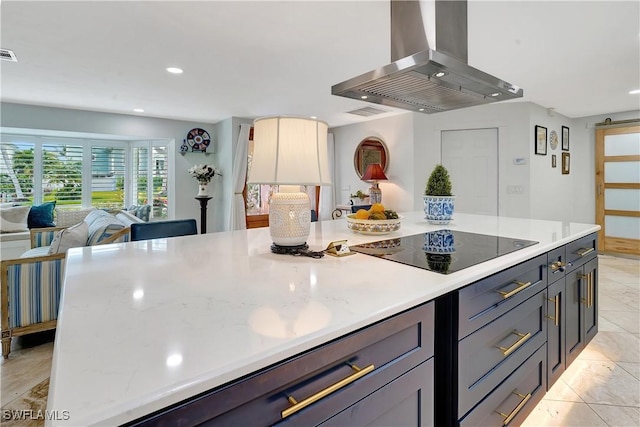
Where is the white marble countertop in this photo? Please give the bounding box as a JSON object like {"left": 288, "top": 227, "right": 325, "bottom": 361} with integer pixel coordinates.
{"left": 46, "top": 212, "right": 599, "bottom": 426}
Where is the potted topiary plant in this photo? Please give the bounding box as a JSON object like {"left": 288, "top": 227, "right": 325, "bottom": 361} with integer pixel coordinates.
{"left": 423, "top": 164, "right": 455, "bottom": 224}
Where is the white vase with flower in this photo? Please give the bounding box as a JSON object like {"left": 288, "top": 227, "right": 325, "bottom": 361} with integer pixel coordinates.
{"left": 188, "top": 164, "right": 222, "bottom": 197}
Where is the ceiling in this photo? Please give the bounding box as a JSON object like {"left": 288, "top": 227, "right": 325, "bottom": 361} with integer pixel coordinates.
{"left": 1, "top": 1, "right": 639, "bottom": 128}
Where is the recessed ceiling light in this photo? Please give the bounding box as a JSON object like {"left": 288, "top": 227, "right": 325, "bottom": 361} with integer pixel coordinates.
{"left": 490, "top": 93, "right": 501, "bottom": 97}
{"left": 166, "top": 67, "right": 183, "bottom": 74}
{"left": 629, "top": 89, "right": 640, "bottom": 95}
{"left": 361, "top": 95, "right": 368, "bottom": 99}
{"left": 310, "top": 116, "right": 317, "bottom": 119}
{"left": 133, "top": 108, "right": 144, "bottom": 113}
{"left": 433, "top": 71, "right": 447, "bottom": 78}
{"left": 419, "top": 108, "right": 425, "bottom": 111}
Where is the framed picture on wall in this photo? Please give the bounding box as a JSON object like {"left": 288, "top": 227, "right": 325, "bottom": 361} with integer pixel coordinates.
{"left": 562, "top": 152, "right": 570, "bottom": 174}
{"left": 562, "top": 126, "right": 570, "bottom": 151}
{"left": 535, "top": 125, "right": 547, "bottom": 155}
{"left": 552, "top": 154, "right": 557, "bottom": 168}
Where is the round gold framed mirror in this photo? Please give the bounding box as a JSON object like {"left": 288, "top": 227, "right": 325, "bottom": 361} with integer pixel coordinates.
{"left": 354, "top": 137, "right": 389, "bottom": 178}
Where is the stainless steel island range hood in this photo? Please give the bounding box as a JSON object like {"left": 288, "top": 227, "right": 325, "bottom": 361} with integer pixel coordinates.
{"left": 332, "top": 0, "right": 523, "bottom": 114}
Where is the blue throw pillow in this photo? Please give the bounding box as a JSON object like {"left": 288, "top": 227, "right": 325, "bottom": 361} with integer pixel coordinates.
{"left": 28, "top": 201, "right": 57, "bottom": 228}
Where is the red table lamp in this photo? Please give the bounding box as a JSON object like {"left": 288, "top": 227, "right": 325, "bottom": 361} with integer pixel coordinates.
{"left": 361, "top": 163, "right": 388, "bottom": 204}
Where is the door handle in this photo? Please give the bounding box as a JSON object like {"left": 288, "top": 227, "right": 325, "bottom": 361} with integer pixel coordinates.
{"left": 546, "top": 297, "right": 560, "bottom": 326}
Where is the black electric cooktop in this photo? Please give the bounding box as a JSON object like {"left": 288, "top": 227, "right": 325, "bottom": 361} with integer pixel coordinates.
{"left": 350, "top": 230, "right": 538, "bottom": 274}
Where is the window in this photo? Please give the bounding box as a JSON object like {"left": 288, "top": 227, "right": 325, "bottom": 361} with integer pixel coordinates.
{"left": 41, "top": 143, "right": 84, "bottom": 206}
{"left": 91, "top": 146, "right": 126, "bottom": 208}
{"left": 0, "top": 135, "right": 170, "bottom": 219}
{"left": 0, "top": 141, "right": 34, "bottom": 202}
{"left": 132, "top": 142, "right": 169, "bottom": 220}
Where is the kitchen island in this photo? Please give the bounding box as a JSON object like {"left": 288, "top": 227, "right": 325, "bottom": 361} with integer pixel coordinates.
{"left": 46, "top": 212, "right": 599, "bottom": 426}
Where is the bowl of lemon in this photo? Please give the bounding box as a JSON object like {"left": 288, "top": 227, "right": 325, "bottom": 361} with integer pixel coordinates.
{"left": 346, "top": 203, "right": 401, "bottom": 235}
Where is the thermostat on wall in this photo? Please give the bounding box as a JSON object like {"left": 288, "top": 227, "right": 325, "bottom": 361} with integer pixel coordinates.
{"left": 513, "top": 158, "right": 527, "bottom": 165}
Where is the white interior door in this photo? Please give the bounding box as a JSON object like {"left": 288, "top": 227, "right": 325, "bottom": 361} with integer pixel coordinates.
{"left": 442, "top": 128, "right": 498, "bottom": 216}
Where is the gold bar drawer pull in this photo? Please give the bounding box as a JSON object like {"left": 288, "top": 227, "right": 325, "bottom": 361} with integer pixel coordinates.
{"left": 496, "top": 391, "right": 532, "bottom": 425}
{"left": 575, "top": 247, "right": 595, "bottom": 257}
{"left": 497, "top": 281, "right": 532, "bottom": 299}
{"left": 497, "top": 331, "right": 532, "bottom": 356}
{"left": 281, "top": 363, "right": 375, "bottom": 419}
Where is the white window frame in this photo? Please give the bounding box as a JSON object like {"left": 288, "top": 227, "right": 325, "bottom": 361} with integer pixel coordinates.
{"left": 1, "top": 133, "right": 171, "bottom": 216}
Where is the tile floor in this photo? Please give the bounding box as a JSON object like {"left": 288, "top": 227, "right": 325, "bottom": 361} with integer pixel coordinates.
{"left": 0, "top": 255, "right": 638, "bottom": 426}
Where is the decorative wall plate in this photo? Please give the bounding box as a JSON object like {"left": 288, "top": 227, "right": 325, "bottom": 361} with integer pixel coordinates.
{"left": 549, "top": 130, "right": 559, "bottom": 150}
{"left": 186, "top": 128, "right": 211, "bottom": 152}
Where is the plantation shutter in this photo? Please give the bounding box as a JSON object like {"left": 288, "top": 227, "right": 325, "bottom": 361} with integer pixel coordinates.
{"left": 0, "top": 142, "right": 35, "bottom": 202}
{"left": 131, "top": 146, "right": 149, "bottom": 206}
{"left": 91, "top": 146, "right": 126, "bottom": 209}
{"left": 43, "top": 143, "right": 83, "bottom": 206}
{"left": 151, "top": 146, "right": 168, "bottom": 219}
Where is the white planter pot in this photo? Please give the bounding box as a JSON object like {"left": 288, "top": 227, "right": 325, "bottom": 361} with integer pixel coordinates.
{"left": 423, "top": 195, "right": 455, "bottom": 224}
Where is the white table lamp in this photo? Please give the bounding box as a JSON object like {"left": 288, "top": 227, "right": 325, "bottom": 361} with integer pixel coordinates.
{"left": 247, "top": 116, "right": 331, "bottom": 254}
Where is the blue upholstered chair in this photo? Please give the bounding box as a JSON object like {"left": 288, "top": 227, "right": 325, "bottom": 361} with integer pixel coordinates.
{"left": 130, "top": 219, "right": 198, "bottom": 241}
{"left": 351, "top": 205, "right": 372, "bottom": 213}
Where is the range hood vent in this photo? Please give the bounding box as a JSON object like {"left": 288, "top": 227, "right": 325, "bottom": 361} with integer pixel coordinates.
{"left": 347, "top": 106, "right": 388, "bottom": 117}
{"left": 332, "top": 0, "right": 523, "bottom": 114}
{"left": 0, "top": 49, "right": 18, "bottom": 62}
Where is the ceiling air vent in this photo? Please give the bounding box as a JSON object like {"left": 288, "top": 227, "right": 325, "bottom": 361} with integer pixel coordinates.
{"left": 0, "top": 49, "right": 18, "bottom": 62}
{"left": 346, "top": 106, "right": 388, "bottom": 117}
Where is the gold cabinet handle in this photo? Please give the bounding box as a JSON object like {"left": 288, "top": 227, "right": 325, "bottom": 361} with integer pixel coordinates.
{"left": 496, "top": 391, "right": 532, "bottom": 425}
{"left": 546, "top": 297, "right": 559, "bottom": 327}
{"left": 497, "top": 281, "right": 532, "bottom": 299}
{"left": 496, "top": 331, "right": 532, "bottom": 356}
{"left": 580, "top": 274, "right": 592, "bottom": 306}
{"left": 281, "top": 363, "right": 374, "bottom": 418}
{"left": 587, "top": 271, "right": 595, "bottom": 308}
{"left": 549, "top": 261, "right": 567, "bottom": 272}
{"left": 575, "top": 247, "right": 595, "bottom": 257}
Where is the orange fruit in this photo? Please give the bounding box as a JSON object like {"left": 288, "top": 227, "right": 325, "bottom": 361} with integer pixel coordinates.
{"left": 370, "top": 203, "right": 385, "bottom": 213}
{"left": 355, "top": 209, "right": 370, "bottom": 220}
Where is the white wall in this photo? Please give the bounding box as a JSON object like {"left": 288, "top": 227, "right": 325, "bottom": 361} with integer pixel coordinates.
{"left": 528, "top": 104, "right": 575, "bottom": 222}
{"left": 413, "top": 102, "right": 531, "bottom": 218}
{"left": 332, "top": 102, "right": 638, "bottom": 224}
{"left": 331, "top": 113, "right": 415, "bottom": 213}
{"left": 0, "top": 102, "right": 223, "bottom": 231}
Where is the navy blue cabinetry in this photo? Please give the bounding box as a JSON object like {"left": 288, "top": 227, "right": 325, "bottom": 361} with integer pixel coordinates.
{"left": 547, "top": 233, "right": 598, "bottom": 388}
{"left": 436, "top": 232, "right": 598, "bottom": 427}
{"left": 127, "top": 302, "right": 435, "bottom": 427}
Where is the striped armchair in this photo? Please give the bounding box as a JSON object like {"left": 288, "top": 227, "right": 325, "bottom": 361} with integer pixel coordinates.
{"left": 1, "top": 223, "right": 131, "bottom": 358}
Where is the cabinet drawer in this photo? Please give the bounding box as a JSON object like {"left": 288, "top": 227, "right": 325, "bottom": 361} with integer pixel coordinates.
{"left": 318, "top": 358, "right": 434, "bottom": 427}
{"left": 459, "top": 344, "right": 547, "bottom": 427}
{"left": 566, "top": 233, "right": 598, "bottom": 269}
{"left": 129, "top": 302, "right": 434, "bottom": 427}
{"left": 459, "top": 254, "right": 547, "bottom": 339}
{"left": 458, "top": 291, "right": 546, "bottom": 417}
